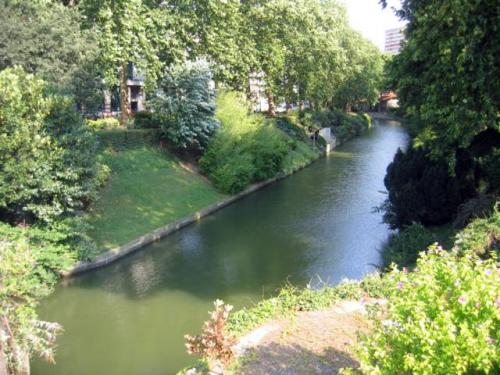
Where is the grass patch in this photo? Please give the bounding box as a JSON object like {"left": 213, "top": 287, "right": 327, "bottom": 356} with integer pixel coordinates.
{"left": 87, "top": 146, "right": 226, "bottom": 250}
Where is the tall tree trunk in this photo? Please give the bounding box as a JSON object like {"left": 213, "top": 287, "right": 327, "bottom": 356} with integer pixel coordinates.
{"left": 119, "top": 63, "right": 130, "bottom": 127}
{"left": 299, "top": 100, "right": 304, "bottom": 112}
{"left": 267, "top": 91, "right": 276, "bottom": 117}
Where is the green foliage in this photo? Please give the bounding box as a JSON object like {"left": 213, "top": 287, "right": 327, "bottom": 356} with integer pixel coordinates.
{"left": 0, "top": 238, "right": 63, "bottom": 372}
{"left": 200, "top": 92, "right": 288, "bottom": 194}
{"left": 383, "top": 147, "right": 475, "bottom": 229}
{"left": 153, "top": 60, "right": 219, "bottom": 152}
{"left": 385, "top": 0, "right": 500, "bottom": 162}
{"left": 0, "top": 67, "right": 103, "bottom": 224}
{"left": 303, "top": 109, "right": 370, "bottom": 144}
{"left": 133, "top": 111, "right": 158, "bottom": 129}
{"left": 453, "top": 204, "right": 500, "bottom": 257}
{"left": 382, "top": 223, "right": 455, "bottom": 269}
{"left": 0, "top": 0, "right": 101, "bottom": 105}
{"left": 357, "top": 245, "right": 500, "bottom": 375}
{"left": 87, "top": 117, "right": 121, "bottom": 131}
{"left": 0, "top": 217, "right": 97, "bottom": 370}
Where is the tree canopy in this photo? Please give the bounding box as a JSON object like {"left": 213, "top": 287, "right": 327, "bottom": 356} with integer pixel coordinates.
{"left": 384, "top": 0, "right": 500, "bottom": 161}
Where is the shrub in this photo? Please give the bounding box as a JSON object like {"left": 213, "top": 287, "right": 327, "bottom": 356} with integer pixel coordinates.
{"left": 383, "top": 147, "right": 475, "bottom": 229}
{"left": 0, "top": 67, "right": 103, "bottom": 223}
{"left": 185, "top": 300, "right": 236, "bottom": 373}
{"left": 86, "top": 117, "right": 120, "bottom": 130}
{"left": 133, "top": 111, "right": 157, "bottom": 129}
{"left": 200, "top": 92, "right": 288, "bottom": 193}
{"left": 357, "top": 245, "right": 500, "bottom": 375}
{"left": 153, "top": 60, "right": 219, "bottom": 152}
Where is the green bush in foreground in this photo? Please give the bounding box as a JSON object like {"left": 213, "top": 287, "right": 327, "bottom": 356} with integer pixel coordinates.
{"left": 357, "top": 245, "right": 499, "bottom": 375}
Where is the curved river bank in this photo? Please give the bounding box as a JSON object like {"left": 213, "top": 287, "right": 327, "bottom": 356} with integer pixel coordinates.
{"left": 33, "top": 119, "right": 408, "bottom": 375}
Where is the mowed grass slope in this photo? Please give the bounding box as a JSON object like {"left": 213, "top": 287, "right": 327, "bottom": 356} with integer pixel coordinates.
{"left": 87, "top": 146, "right": 226, "bottom": 250}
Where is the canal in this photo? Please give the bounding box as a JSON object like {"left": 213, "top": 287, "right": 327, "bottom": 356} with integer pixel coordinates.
{"left": 33, "top": 118, "right": 408, "bottom": 375}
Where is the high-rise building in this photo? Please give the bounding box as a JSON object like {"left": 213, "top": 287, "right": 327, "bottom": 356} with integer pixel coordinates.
{"left": 384, "top": 28, "right": 405, "bottom": 53}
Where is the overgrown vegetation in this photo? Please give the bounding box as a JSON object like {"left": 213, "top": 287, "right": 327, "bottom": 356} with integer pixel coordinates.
{"left": 200, "top": 92, "right": 289, "bottom": 194}
{"left": 357, "top": 245, "right": 499, "bottom": 375}
{"left": 382, "top": 223, "right": 455, "bottom": 269}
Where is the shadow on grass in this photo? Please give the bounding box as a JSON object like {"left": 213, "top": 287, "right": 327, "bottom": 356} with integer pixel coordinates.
{"left": 238, "top": 342, "right": 359, "bottom": 375}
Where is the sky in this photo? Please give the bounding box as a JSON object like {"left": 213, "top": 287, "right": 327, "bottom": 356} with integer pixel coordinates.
{"left": 341, "top": 0, "right": 406, "bottom": 51}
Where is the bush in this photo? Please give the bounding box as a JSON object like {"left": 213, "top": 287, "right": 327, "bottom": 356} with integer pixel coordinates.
{"left": 200, "top": 92, "right": 288, "bottom": 194}
{"left": 86, "top": 117, "right": 120, "bottom": 130}
{"left": 0, "top": 67, "right": 103, "bottom": 223}
{"left": 185, "top": 300, "right": 236, "bottom": 373}
{"left": 153, "top": 60, "right": 219, "bottom": 152}
{"left": 133, "top": 111, "right": 157, "bottom": 129}
{"left": 383, "top": 147, "right": 475, "bottom": 229}
{"left": 357, "top": 245, "right": 500, "bottom": 375}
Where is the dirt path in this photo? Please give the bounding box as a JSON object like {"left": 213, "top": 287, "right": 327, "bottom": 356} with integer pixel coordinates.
{"left": 234, "top": 300, "right": 377, "bottom": 375}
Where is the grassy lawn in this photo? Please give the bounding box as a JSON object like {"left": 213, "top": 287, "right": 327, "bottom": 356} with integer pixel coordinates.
{"left": 87, "top": 146, "right": 226, "bottom": 250}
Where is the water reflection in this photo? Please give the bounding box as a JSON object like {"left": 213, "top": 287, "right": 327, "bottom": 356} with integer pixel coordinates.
{"left": 33, "top": 119, "right": 408, "bottom": 375}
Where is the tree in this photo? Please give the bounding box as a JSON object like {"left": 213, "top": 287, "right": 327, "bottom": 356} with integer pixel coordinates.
{"left": 0, "top": 67, "right": 102, "bottom": 224}
{"left": 0, "top": 0, "right": 101, "bottom": 110}
{"left": 383, "top": 0, "right": 500, "bottom": 162}
{"left": 80, "top": 0, "right": 181, "bottom": 126}
{"left": 153, "top": 60, "right": 219, "bottom": 152}
{"left": 173, "top": 0, "right": 255, "bottom": 90}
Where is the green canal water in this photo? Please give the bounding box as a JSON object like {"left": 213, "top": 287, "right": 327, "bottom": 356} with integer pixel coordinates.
{"left": 33, "top": 119, "right": 408, "bottom": 375}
